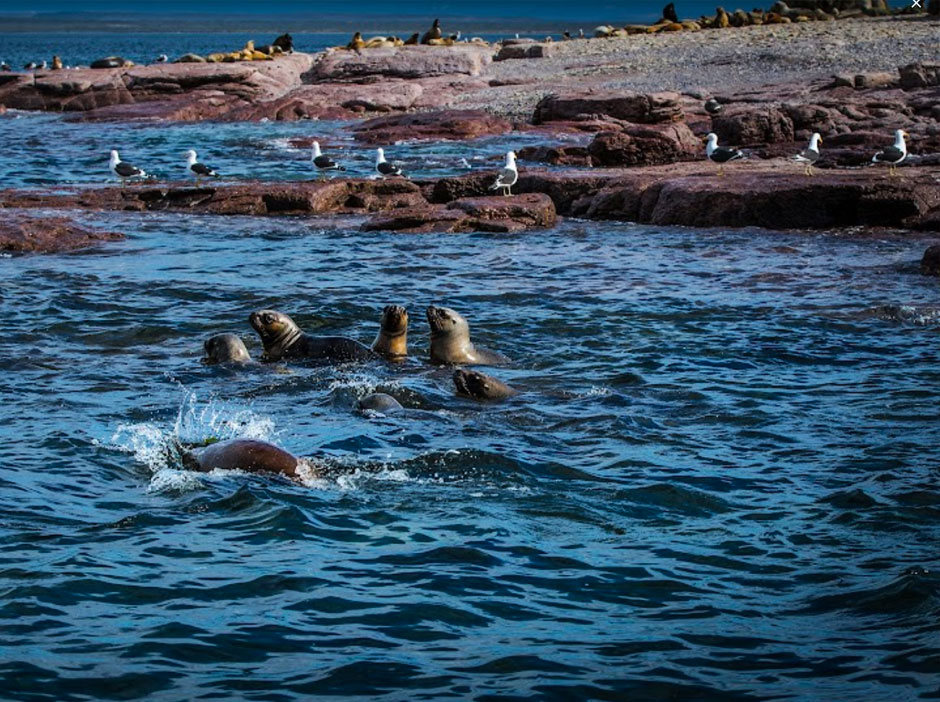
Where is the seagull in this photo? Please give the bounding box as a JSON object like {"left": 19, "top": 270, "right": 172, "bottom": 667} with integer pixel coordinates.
{"left": 155, "top": 54, "right": 168, "bottom": 63}
{"left": 792, "top": 132, "right": 822, "bottom": 176}
{"left": 0, "top": 61, "right": 10, "bottom": 72}
{"left": 704, "top": 98, "right": 723, "bottom": 116}
{"left": 871, "top": 129, "right": 909, "bottom": 177}
{"left": 490, "top": 151, "right": 518, "bottom": 196}
{"left": 185, "top": 149, "right": 219, "bottom": 182}
{"left": 311, "top": 141, "right": 345, "bottom": 178}
{"left": 24, "top": 61, "right": 37, "bottom": 70}
{"left": 704, "top": 133, "right": 745, "bottom": 176}
{"left": 109, "top": 150, "right": 147, "bottom": 186}
{"left": 375, "top": 148, "right": 405, "bottom": 178}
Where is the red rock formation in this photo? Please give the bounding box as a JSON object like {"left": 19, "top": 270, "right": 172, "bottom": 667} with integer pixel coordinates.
{"left": 0, "top": 213, "right": 124, "bottom": 254}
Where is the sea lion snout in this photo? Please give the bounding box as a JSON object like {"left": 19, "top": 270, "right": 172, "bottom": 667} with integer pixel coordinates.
{"left": 426, "top": 305, "right": 456, "bottom": 332}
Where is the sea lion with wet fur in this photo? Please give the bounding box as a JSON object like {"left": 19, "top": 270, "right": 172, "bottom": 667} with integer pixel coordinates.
{"left": 180, "top": 438, "right": 310, "bottom": 479}
{"left": 426, "top": 305, "right": 509, "bottom": 366}
{"left": 358, "top": 393, "right": 404, "bottom": 412}
{"left": 453, "top": 369, "right": 519, "bottom": 401}
{"left": 372, "top": 305, "right": 408, "bottom": 360}
{"left": 249, "top": 309, "right": 376, "bottom": 363}
{"left": 203, "top": 333, "right": 252, "bottom": 364}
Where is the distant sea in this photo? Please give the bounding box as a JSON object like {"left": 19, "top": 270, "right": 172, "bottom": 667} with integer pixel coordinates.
{"left": 2, "top": 0, "right": 897, "bottom": 33}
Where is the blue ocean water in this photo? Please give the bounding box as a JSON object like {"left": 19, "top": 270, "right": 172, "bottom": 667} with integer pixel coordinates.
{"left": 0, "top": 29, "right": 938, "bottom": 702}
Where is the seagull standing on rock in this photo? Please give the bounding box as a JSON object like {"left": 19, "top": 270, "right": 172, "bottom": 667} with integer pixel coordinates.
{"left": 109, "top": 150, "right": 147, "bottom": 186}
{"left": 704, "top": 98, "right": 723, "bottom": 116}
{"left": 490, "top": 151, "right": 518, "bottom": 196}
{"left": 375, "top": 148, "right": 405, "bottom": 179}
{"left": 704, "top": 133, "right": 745, "bottom": 176}
{"left": 871, "top": 129, "right": 909, "bottom": 177}
{"left": 311, "top": 141, "right": 345, "bottom": 179}
{"left": 792, "top": 132, "right": 822, "bottom": 176}
{"left": 185, "top": 149, "right": 219, "bottom": 182}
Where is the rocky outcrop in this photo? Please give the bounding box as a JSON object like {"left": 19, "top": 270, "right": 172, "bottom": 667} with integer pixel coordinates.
{"left": 2, "top": 163, "right": 938, "bottom": 233}
{"left": 352, "top": 110, "right": 512, "bottom": 144}
{"left": 0, "top": 46, "right": 493, "bottom": 121}
{"left": 711, "top": 107, "right": 795, "bottom": 146}
{"left": 309, "top": 45, "right": 492, "bottom": 81}
{"left": 0, "top": 213, "right": 124, "bottom": 254}
{"left": 533, "top": 91, "right": 683, "bottom": 125}
{"left": 587, "top": 122, "right": 700, "bottom": 166}
{"left": 361, "top": 193, "right": 556, "bottom": 233}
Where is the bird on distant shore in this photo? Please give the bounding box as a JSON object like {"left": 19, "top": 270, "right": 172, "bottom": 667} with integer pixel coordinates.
{"left": 490, "top": 151, "right": 518, "bottom": 196}
{"left": 792, "top": 132, "right": 822, "bottom": 176}
{"left": 185, "top": 149, "right": 219, "bottom": 182}
{"left": 155, "top": 54, "right": 168, "bottom": 63}
{"left": 375, "top": 148, "right": 405, "bottom": 178}
{"left": 704, "top": 133, "right": 745, "bottom": 176}
{"left": 0, "top": 61, "right": 10, "bottom": 72}
{"left": 109, "top": 150, "right": 147, "bottom": 186}
{"left": 704, "top": 97, "right": 723, "bottom": 116}
{"left": 311, "top": 141, "right": 345, "bottom": 178}
{"left": 871, "top": 129, "right": 909, "bottom": 177}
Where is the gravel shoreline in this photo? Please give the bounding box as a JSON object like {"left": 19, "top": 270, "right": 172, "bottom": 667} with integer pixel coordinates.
{"left": 454, "top": 15, "right": 940, "bottom": 119}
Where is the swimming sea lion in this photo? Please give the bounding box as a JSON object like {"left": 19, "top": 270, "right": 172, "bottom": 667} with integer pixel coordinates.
{"left": 372, "top": 305, "right": 408, "bottom": 360}
{"left": 358, "top": 393, "right": 404, "bottom": 412}
{"left": 426, "top": 305, "right": 509, "bottom": 366}
{"left": 203, "top": 333, "right": 252, "bottom": 364}
{"left": 453, "top": 369, "right": 519, "bottom": 401}
{"left": 249, "top": 309, "right": 376, "bottom": 363}
{"left": 180, "top": 438, "right": 309, "bottom": 479}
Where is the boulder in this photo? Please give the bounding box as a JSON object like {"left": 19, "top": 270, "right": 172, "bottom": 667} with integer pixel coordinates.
{"left": 0, "top": 214, "right": 124, "bottom": 254}
{"left": 495, "top": 43, "right": 554, "bottom": 60}
{"left": 899, "top": 63, "right": 940, "bottom": 89}
{"left": 361, "top": 193, "right": 556, "bottom": 233}
{"left": 516, "top": 144, "right": 592, "bottom": 166}
{"left": 587, "top": 122, "right": 700, "bottom": 166}
{"left": 351, "top": 109, "right": 512, "bottom": 144}
{"left": 711, "top": 107, "right": 795, "bottom": 145}
{"left": 309, "top": 45, "right": 491, "bottom": 81}
{"left": 533, "top": 91, "right": 683, "bottom": 125}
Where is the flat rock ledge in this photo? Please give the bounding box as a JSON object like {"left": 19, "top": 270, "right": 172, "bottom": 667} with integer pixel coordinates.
{"left": 1, "top": 161, "right": 938, "bottom": 233}
{"left": 0, "top": 213, "right": 124, "bottom": 254}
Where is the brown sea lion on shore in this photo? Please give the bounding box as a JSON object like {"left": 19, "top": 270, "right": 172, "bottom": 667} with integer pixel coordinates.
{"left": 249, "top": 309, "right": 376, "bottom": 363}
{"left": 203, "top": 333, "right": 252, "bottom": 364}
{"left": 372, "top": 305, "right": 408, "bottom": 360}
{"left": 347, "top": 32, "right": 365, "bottom": 50}
{"left": 453, "top": 369, "right": 519, "bottom": 401}
{"left": 427, "top": 305, "right": 509, "bottom": 366}
{"left": 180, "top": 438, "right": 309, "bottom": 479}
{"left": 90, "top": 56, "right": 129, "bottom": 69}
{"left": 51, "top": 55, "right": 63, "bottom": 70}
{"left": 421, "top": 19, "right": 443, "bottom": 45}
{"left": 403, "top": 32, "right": 420, "bottom": 45}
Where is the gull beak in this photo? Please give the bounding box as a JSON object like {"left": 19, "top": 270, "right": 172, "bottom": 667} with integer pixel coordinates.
{"left": 818, "top": 137, "right": 823, "bottom": 145}
{"left": 902, "top": 131, "right": 909, "bottom": 138}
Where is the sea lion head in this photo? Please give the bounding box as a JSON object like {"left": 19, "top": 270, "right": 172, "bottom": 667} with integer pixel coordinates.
{"left": 203, "top": 333, "right": 251, "bottom": 364}
{"left": 373, "top": 305, "right": 408, "bottom": 359}
{"left": 426, "top": 305, "right": 468, "bottom": 339}
{"left": 453, "top": 369, "right": 518, "bottom": 401}
{"left": 249, "top": 309, "right": 302, "bottom": 359}
{"left": 381, "top": 304, "right": 408, "bottom": 335}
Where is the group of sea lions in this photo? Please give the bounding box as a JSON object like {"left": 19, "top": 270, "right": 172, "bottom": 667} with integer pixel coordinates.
{"left": 342, "top": 19, "right": 485, "bottom": 51}
{"left": 188, "top": 304, "right": 519, "bottom": 479}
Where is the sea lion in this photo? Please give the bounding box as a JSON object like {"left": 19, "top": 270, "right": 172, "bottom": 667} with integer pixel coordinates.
{"left": 403, "top": 32, "right": 420, "bottom": 45}
{"left": 249, "top": 309, "right": 376, "bottom": 363}
{"left": 180, "top": 438, "right": 309, "bottom": 479}
{"left": 426, "top": 305, "right": 509, "bottom": 366}
{"left": 203, "top": 333, "right": 251, "bottom": 364}
{"left": 347, "top": 32, "right": 365, "bottom": 50}
{"left": 372, "top": 305, "right": 408, "bottom": 360}
{"left": 90, "top": 56, "right": 128, "bottom": 69}
{"left": 358, "top": 393, "right": 404, "bottom": 412}
{"left": 421, "top": 19, "right": 443, "bottom": 44}
{"left": 51, "top": 55, "right": 63, "bottom": 70}
{"left": 453, "top": 369, "right": 519, "bottom": 401}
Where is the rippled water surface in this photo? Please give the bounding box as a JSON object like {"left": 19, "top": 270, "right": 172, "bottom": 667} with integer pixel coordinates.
{"left": 2, "top": 202, "right": 939, "bottom": 700}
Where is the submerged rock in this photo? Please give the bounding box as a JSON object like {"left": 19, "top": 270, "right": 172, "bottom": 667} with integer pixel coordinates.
{"left": 0, "top": 213, "right": 124, "bottom": 254}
